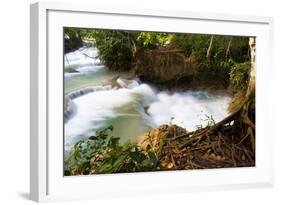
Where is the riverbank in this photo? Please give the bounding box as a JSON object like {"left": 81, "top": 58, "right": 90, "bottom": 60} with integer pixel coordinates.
{"left": 63, "top": 45, "right": 233, "bottom": 141}
{"left": 65, "top": 97, "right": 255, "bottom": 176}
{"left": 63, "top": 29, "right": 255, "bottom": 175}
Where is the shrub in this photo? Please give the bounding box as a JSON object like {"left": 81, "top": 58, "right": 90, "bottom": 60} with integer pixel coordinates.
{"left": 229, "top": 62, "right": 251, "bottom": 91}
{"left": 64, "top": 126, "right": 160, "bottom": 175}
{"left": 64, "top": 28, "right": 83, "bottom": 53}
{"left": 92, "top": 30, "right": 138, "bottom": 71}
{"left": 137, "top": 32, "right": 174, "bottom": 48}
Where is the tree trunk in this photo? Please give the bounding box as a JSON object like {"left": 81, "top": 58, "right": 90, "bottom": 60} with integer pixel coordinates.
{"left": 226, "top": 37, "right": 232, "bottom": 60}
{"left": 206, "top": 35, "right": 214, "bottom": 59}
{"left": 138, "top": 37, "right": 257, "bottom": 170}
{"left": 246, "top": 37, "right": 256, "bottom": 99}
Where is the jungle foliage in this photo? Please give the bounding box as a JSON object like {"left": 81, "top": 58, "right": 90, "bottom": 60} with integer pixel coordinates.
{"left": 64, "top": 29, "right": 255, "bottom": 175}
{"left": 89, "top": 30, "right": 138, "bottom": 71}
{"left": 64, "top": 28, "right": 84, "bottom": 53}
{"left": 65, "top": 126, "right": 161, "bottom": 175}
{"left": 229, "top": 62, "right": 251, "bottom": 91}
{"left": 65, "top": 28, "right": 251, "bottom": 91}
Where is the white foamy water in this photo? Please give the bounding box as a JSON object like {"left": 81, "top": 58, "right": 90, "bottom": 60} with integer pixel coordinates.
{"left": 64, "top": 47, "right": 102, "bottom": 78}
{"left": 64, "top": 47, "right": 122, "bottom": 93}
{"left": 64, "top": 46, "right": 231, "bottom": 151}
{"left": 64, "top": 65, "right": 104, "bottom": 78}
{"left": 147, "top": 91, "right": 231, "bottom": 131}
{"left": 64, "top": 46, "right": 100, "bottom": 68}
{"left": 64, "top": 83, "right": 157, "bottom": 150}
{"left": 64, "top": 82, "right": 231, "bottom": 150}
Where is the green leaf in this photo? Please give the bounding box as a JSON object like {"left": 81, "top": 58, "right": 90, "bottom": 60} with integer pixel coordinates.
{"left": 97, "top": 164, "right": 112, "bottom": 173}
{"left": 141, "top": 159, "right": 153, "bottom": 168}
{"left": 89, "top": 135, "right": 98, "bottom": 140}
{"left": 148, "top": 151, "right": 158, "bottom": 167}
{"left": 107, "top": 137, "right": 120, "bottom": 149}
{"left": 130, "top": 151, "right": 145, "bottom": 163}
{"left": 146, "top": 144, "right": 152, "bottom": 151}
{"left": 111, "top": 154, "right": 128, "bottom": 172}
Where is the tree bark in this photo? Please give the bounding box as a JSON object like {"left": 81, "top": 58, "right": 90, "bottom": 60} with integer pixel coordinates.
{"left": 226, "top": 37, "right": 232, "bottom": 60}
{"left": 206, "top": 35, "right": 214, "bottom": 59}
{"left": 246, "top": 37, "right": 256, "bottom": 99}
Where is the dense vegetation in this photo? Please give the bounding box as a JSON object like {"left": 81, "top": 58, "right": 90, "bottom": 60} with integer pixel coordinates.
{"left": 64, "top": 28, "right": 254, "bottom": 175}
{"left": 65, "top": 28, "right": 250, "bottom": 90}
{"left": 64, "top": 28, "right": 84, "bottom": 53}
{"left": 65, "top": 126, "right": 161, "bottom": 175}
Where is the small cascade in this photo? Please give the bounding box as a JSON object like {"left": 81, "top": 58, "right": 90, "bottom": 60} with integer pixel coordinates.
{"left": 64, "top": 46, "right": 100, "bottom": 69}
{"left": 147, "top": 90, "right": 231, "bottom": 131}
{"left": 66, "top": 85, "right": 112, "bottom": 100}
{"left": 64, "top": 83, "right": 158, "bottom": 150}
{"left": 63, "top": 46, "right": 231, "bottom": 151}
{"left": 64, "top": 85, "right": 113, "bottom": 122}
{"left": 116, "top": 77, "right": 140, "bottom": 89}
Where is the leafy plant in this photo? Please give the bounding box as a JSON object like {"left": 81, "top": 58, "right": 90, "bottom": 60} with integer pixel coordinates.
{"left": 204, "top": 114, "right": 216, "bottom": 127}
{"left": 64, "top": 28, "right": 84, "bottom": 52}
{"left": 90, "top": 30, "right": 138, "bottom": 71}
{"left": 230, "top": 62, "right": 251, "bottom": 91}
{"left": 137, "top": 32, "right": 174, "bottom": 48}
{"left": 64, "top": 28, "right": 251, "bottom": 91}
{"left": 65, "top": 126, "right": 161, "bottom": 176}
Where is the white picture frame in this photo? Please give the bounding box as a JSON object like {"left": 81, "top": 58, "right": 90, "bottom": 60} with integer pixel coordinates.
{"left": 30, "top": 1, "right": 274, "bottom": 202}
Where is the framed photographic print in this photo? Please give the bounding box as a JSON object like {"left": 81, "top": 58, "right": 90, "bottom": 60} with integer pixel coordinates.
{"left": 30, "top": 2, "right": 274, "bottom": 202}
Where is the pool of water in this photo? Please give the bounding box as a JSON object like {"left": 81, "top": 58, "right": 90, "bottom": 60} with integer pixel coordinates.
{"left": 64, "top": 47, "right": 231, "bottom": 150}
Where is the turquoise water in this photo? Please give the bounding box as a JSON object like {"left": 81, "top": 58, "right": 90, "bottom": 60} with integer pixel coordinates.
{"left": 64, "top": 47, "right": 231, "bottom": 150}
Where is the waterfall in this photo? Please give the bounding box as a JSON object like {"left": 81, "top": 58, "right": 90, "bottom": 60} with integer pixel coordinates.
{"left": 147, "top": 90, "right": 231, "bottom": 131}
{"left": 64, "top": 78, "right": 141, "bottom": 121}
{"left": 64, "top": 83, "right": 158, "bottom": 150}
{"left": 64, "top": 85, "right": 113, "bottom": 122}
{"left": 64, "top": 46, "right": 100, "bottom": 69}
{"left": 64, "top": 79, "right": 231, "bottom": 151}
{"left": 63, "top": 46, "right": 231, "bottom": 151}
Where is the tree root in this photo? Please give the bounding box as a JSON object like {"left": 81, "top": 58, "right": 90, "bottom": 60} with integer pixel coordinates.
{"left": 140, "top": 94, "right": 255, "bottom": 170}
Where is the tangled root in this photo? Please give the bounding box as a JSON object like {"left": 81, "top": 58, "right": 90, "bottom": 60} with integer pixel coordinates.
{"left": 139, "top": 93, "right": 255, "bottom": 170}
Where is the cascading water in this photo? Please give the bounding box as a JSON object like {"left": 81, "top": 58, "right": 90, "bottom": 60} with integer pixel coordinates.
{"left": 64, "top": 46, "right": 231, "bottom": 151}
{"left": 64, "top": 46, "right": 100, "bottom": 69}
{"left": 147, "top": 90, "right": 231, "bottom": 131}
{"left": 64, "top": 46, "right": 121, "bottom": 93}
{"left": 64, "top": 82, "right": 158, "bottom": 150}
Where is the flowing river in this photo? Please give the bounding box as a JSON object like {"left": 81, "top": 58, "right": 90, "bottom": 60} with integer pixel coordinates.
{"left": 64, "top": 46, "right": 231, "bottom": 151}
